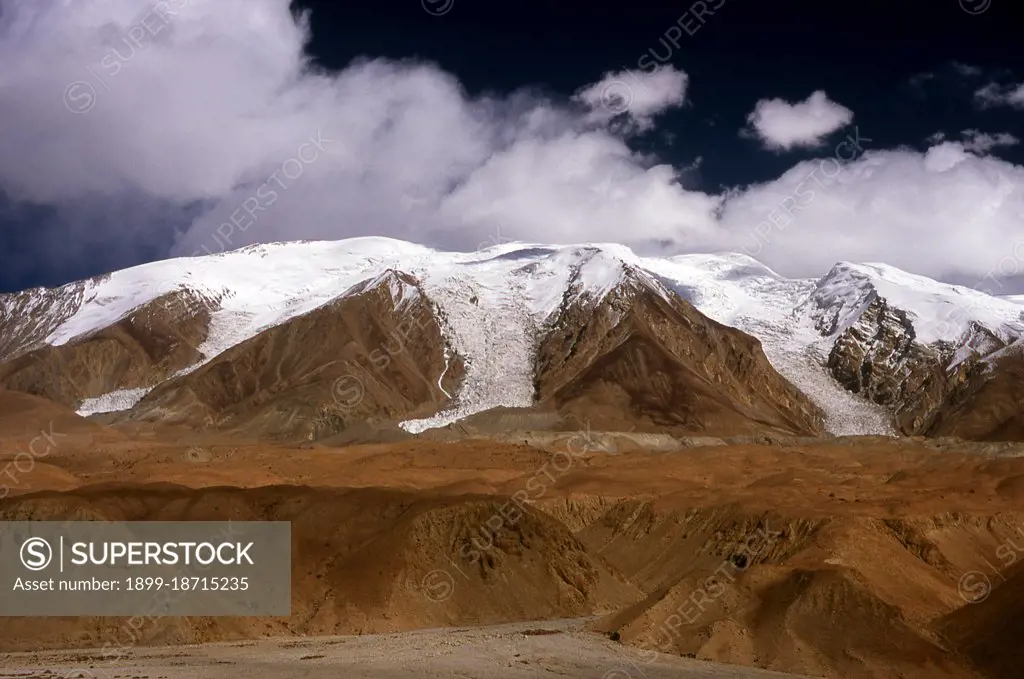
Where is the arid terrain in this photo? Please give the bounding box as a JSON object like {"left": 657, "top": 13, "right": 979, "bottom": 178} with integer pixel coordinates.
{"left": 2, "top": 391, "right": 1023, "bottom": 679}
{"left": 0, "top": 618, "right": 813, "bottom": 679}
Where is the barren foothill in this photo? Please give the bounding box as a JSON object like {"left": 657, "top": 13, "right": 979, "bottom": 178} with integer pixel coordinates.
{"left": 1, "top": 393, "right": 1022, "bottom": 678}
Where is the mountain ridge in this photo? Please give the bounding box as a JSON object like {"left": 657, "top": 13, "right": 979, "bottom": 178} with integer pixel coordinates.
{"left": 2, "top": 237, "right": 1022, "bottom": 440}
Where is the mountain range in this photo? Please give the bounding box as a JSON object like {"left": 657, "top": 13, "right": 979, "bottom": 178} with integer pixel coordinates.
{"left": 1, "top": 237, "right": 1022, "bottom": 442}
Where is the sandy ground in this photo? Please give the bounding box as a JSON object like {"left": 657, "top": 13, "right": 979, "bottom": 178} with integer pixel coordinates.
{"left": 0, "top": 618, "right": 812, "bottom": 679}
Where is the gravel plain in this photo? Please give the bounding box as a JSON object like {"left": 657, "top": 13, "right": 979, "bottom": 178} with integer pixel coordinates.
{"left": 0, "top": 618, "right": 813, "bottom": 679}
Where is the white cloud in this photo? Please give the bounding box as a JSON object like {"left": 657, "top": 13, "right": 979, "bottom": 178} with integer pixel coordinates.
{"left": 0, "top": 0, "right": 1023, "bottom": 290}
{"left": 975, "top": 81, "right": 1024, "bottom": 109}
{"left": 960, "top": 130, "right": 1020, "bottom": 154}
{"left": 721, "top": 142, "right": 1024, "bottom": 283}
{"left": 742, "top": 91, "right": 854, "bottom": 151}
{"left": 573, "top": 67, "right": 689, "bottom": 131}
{"left": 0, "top": 0, "right": 715, "bottom": 261}
{"left": 927, "top": 131, "right": 1020, "bottom": 156}
{"left": 922, "top": 142, "right": 973, "bottom": 173}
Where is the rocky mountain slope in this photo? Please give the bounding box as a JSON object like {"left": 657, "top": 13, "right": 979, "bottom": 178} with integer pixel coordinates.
{"left": 941, "top": 560, "right": 1024, "bottom": 679}
{"left": 0, "top": 288, "right": 214, "bottom": 407}
{"left": 1, "top": 238, "right": 1022, "bottom": 440}
{"left": 801, "top": 262, "right": 1024, "bottom": 439}
{"left": 122, "top": 271, "right": 463, "bottom": 440}
{"left": 535, "top": 259, "right": 823, "bottom": 437}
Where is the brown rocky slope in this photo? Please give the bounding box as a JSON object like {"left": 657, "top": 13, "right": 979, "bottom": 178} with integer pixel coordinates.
{"left": 536, "top": 267, "right": 825, "bottom": 437}
{"left": 941, "top": 559, "right": 1024, "bottom": 679}
{"left": 0, "top": 483, "right": 641, "bottom": 650}
{"left": 117, "top": 271, "right": 464, "bottom": 440}
{"left": 0, "top": 289, "right": 215, "bottom": 407}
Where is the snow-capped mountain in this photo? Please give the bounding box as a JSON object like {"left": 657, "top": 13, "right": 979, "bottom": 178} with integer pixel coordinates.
{"left": 794, "top": 261, "right": 1024, "bottom": 437}
{"left": 804, "top": 261, "right": 1024, "bottom": 345}
{"left": 1, "top": 237, "right": 1022, "bottom": 440}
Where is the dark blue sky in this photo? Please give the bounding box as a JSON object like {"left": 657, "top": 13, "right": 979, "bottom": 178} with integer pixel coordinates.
{"left": 1, "top": 0, "right": 1022, "bottom": 292}
{"left": 292, "top": 0, "right": 1024, "bottom": 188}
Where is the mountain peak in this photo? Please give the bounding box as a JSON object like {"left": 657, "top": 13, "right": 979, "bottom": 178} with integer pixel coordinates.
{"left": 811, "top": 260, "right": 1024, "bottom": 345}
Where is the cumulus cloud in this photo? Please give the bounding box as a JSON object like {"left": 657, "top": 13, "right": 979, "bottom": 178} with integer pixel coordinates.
{"left": 573, "top": 67, "right": 689, "bottom": 131}
{"left": 0, "top": 0, "right": 717, "bottom": 264}
{"left": 0, "top": 0, "right": 1023, "bottom": 291}
{"left": 742, "top": 91, "right": 854, "bottom": 151}
{"left": 975, "top": 81, "right": 1024, "bottom": 109}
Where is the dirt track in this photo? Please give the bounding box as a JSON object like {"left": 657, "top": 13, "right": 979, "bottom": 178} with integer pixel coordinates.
{"left": 0, "top": 618, "right": 812, "bottom": 679}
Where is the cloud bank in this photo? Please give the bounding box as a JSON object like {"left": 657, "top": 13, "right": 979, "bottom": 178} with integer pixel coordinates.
{"left": 722, "top": 138, "right": 1024, "bottom": 284}
{"left": 0, "top": 0, "right": 1023, "bottom": 290}
{"left": 742, "top": 91, "right": 854, "bottom": 151}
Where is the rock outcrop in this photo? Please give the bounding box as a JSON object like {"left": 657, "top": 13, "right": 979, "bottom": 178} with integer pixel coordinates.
{"left": 823, "top": 296, "right": 1024, "bottom": 439}
{"left": 804, "top": 263, "right": 1024, "bottom": 441}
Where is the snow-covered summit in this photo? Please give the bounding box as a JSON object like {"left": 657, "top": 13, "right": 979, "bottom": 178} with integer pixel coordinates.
{"left": 803, "top": 261, "right": 1024, "bottom": 345}
{"left": 3, "top": 237, "right": 1022, "bottom": 436}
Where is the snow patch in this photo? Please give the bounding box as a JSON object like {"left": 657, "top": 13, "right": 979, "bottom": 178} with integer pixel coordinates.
{"left": 76, "top": 387, "right": 152, "bottom": 416}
